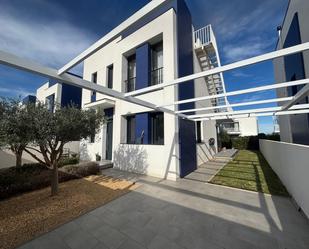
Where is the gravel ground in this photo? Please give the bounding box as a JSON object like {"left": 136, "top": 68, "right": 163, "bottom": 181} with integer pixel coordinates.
{"left": 0, "top": 175, "right": 137, "bottom": 249}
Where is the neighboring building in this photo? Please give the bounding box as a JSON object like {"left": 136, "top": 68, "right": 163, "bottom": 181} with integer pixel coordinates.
{"left": 274, "top": 0, "right": 309, "bottom": 145}
{"left": 22, "top": 95, "right": 36, "bottom": 105}
{"left": 36, "top": 79, "right": 82, "bottom": 112}
{"left": 78, "top": 0, "right": 257, "bottom": 179}
{"left": 217, "top": 118, "right": 258, "bottom": 137}
{"left": 35, "top": 79, "right": 82, "bottom": 154}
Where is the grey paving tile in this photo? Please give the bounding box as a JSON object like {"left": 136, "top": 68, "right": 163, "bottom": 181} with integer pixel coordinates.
{"left": 90, "top": 222, "right": 127, "bottom": 249}
{"left": 117, "top": 238, "right": 147, "bottom": 249}
{"left": 99, "top": 209, "right": 130, "bottom": 229}
{"left": 54, "top": 221, "right": 81, "bottom": 238}
{"left": 148, "top": 234, "right": 185, "bottom": 249}
{"left": 120, "top": 223, "right": 156, "bottom": 246}
{"left": 91, "top": 241, "right": 109, "bottom": 249}
{"left": 19, "top": 231, "right": 70, "bottom": 249}
{"left": 63, "top": 229, "right": 99, "bottom": 249}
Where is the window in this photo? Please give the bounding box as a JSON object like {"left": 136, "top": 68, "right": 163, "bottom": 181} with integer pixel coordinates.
{"left": 91, "top": 72, "right": 97, "bottom": 102}
{"left": 107, "top": 65, "right": 113, "bottom": 89}
{"left": 150, "top": 41, "right": 163, "bottom": 85}
{"left": 126, "top": 55, "right": 136, "bottom": 92}
{"left": 221, "top": 122, "right": 239, "bottom": 132}
{"left": 46, "top": 94, "right": 55, "bottom": 112}
{"left": 127, "top": 116, "right": 136, "bottom": 144}
{"left": 196, "top": 121, "right": 202, "bottom": 143}
{"left": 284, "top": 13, "right": 306, "bottom": 96}
{"left": 90, "top": 133, "right": 95, "bottom": 143}
{"left": 149, "top": 112, "right": 164, "bottom": 145}
{"left": 126, "top": 112, "right": 164, "bottom": 145}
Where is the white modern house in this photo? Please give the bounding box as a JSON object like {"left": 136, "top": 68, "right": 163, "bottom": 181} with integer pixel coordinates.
{"left": 33, "top": 0, "right": 259, "bottom": 179}
{"left": 68, "top": 0, "right": 257, "bottom": 179}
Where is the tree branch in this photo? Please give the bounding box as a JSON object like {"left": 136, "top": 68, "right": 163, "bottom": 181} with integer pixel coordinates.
{"left": 24, "top": 148, "right": 48, "bottom": 167}
{"left": 25, "top": 146, "right": 41, "bottom": 154}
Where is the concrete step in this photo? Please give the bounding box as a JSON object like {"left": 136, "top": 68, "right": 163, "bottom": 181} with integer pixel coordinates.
{"left": 98, "top": 160, "right": 113, "bottom": 170}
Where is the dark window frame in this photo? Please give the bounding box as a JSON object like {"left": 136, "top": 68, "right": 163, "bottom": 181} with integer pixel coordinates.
{"left": 150, "top": 41, "right": 163, "bottom": 86}
{"left": 107, "top": 64, "right": 113, "bottom": 89}
{"left": 125, "top": 112, "right": 164, "bottom": 145}
{"left": 91, "top": 72, "right": 97, "bottom": 102}
{"left": 46, "top": 94, "right": 55, "bottom": 113}
{"left": 126, "top": 54, "right": 136, "bottom": 92}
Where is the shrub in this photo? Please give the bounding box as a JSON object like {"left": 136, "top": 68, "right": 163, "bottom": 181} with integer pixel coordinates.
{"left": 60, "top": 162, "right": 100, "bottom": 177}
{"left": 58, "top": 157, "right": 80, "bottom": 167}
{"left": 0, "top": 163, "right": 76, "bottom": 200}
{"left": 231, "top": 136, "right": 259, "bottom": 150}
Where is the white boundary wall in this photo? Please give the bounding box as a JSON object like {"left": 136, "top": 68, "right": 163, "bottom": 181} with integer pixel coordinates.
{"left": 259, "top": 139, "right": 309, "bottom": 218}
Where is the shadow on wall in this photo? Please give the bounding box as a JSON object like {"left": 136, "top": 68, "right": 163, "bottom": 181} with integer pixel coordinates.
{"left": 113, "top": 144, "right": 148, "bottom": 174}
{"left": 197, "top": 142, "right": 216, "bottom": 166}
{"left": 80, "top": 140, "right": 91, "bottom": 161}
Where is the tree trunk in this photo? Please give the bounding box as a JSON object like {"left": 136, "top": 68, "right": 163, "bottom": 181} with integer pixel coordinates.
{"left": 15, "top": 150, "right": 23, "bottom": 168}
{"left": 50, "top": 162, "right": 59, "bottom": 196}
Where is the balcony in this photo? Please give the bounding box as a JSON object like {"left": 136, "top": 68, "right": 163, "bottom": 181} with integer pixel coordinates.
{"left": 194, "top": 25, "right": 213, "bottom": 49}
{"left": 150, "top": 67, "right": 163, "bottom": 86}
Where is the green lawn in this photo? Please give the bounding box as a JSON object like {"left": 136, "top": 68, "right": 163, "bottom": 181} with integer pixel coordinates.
{"left": 210, "top": 150, "right": 289, "bottom": 196}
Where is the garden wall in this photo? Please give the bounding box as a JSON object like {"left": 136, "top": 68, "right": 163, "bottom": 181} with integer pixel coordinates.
{"left": 259, "top": 139, "right": 309, "bottom": 218}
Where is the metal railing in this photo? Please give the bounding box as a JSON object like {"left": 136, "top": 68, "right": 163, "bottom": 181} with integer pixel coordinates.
{"left": 194, "top": 25, "right": 212, "bottom": 48}
{"left": 125, "top": 77, "right": 136, "bottom": 92}
{"left": 150, "top": 67, "right": 163, "bottom": 86}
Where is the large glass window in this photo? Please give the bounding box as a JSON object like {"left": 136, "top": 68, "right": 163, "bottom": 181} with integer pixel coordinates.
{"left": 284, "top": 13, "right": 306, "bottom": 96}
{"left": 149, "top": 112, "right": 164, "bottom": 145}
{"left": 150, "top": 42, "right": 163, "bottom": 86}
{"left": 126, "top": 112, "right": 164, "bottom": 145}
{"left": 91, "top": 72, "right": 97, "bottom": 102}
{"left": 107, "top": 64, "right": 113, "bottom": 89}
{"left": 126, "top": 55, "right": 136, "bottom": 92}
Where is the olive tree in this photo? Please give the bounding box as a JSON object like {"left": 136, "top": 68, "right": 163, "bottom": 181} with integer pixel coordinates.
{"left": 25, "top": 103, "right": 104, "bottom": 195}
{"left": 0, "top": 98, "right": 34, "bottom": 167}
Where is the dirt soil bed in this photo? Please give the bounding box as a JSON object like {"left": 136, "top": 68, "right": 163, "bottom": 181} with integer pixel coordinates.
{"left": 0, "top": 175, "right": 137, "bottom": 249}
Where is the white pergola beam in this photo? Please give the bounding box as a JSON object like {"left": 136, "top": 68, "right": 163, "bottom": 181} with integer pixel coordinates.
{"left": 175, "top": 97, "right": 293, "bottom": 114}
{"left": 158, "top": 78, "right": 309, "bottom": 108}
{"left": 195, "top": 109, "right": 309, "bottom": 121}
{"left": 125, "top": 42, "right": 309, "bottom": 97}
{"left": 192, "top": 103, "right": 309, "bottom": 120}
{"left": 58, "top": 0, "right": 168, "bottom": 75}
{"left": 0, "top": 49, "right": 187, "bottom": 119}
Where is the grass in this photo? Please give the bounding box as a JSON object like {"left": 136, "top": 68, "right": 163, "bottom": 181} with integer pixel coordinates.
{"left": 210, "top": 150, "right": 289, "bottom": 196}
{"left": 0, "top": 175, "right": 137, "bottom": 249}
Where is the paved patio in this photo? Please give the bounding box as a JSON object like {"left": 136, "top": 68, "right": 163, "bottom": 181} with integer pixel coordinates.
{"left": 18, "top": 168, "right": 309, "bottom": 249}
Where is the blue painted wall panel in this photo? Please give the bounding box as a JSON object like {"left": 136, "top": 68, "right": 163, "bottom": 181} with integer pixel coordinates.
{"left": 176, "top": 0, "right": 197, "bottom": 177}
{"left": 135, "top": 113, "right": 149, "bottom": 144}
{"left": 22, "top": 95, "right": 36, "bottom": 105}
{"left": 136, "top": 43, "right": 151, "bottom": 90}
{"left": 61, "top": 83, "right": 82, "bottom": 109}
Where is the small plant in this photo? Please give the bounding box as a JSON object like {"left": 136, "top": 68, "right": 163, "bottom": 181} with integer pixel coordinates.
{"left": 95, "top": 153, "right": 101, "bottom": 162}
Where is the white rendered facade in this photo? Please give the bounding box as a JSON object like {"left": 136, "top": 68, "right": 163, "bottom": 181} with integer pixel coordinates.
{"left": 79, "top": 1, "right": 221, "bottom": 179}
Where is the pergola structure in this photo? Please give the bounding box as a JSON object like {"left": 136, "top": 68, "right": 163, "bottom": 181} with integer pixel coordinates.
{"left": 1, "top": 41, "right": 309, "bottom": 122}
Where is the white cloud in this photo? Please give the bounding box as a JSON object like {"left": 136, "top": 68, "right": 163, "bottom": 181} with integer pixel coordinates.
{"left": 0, "top": 86, "right": 35, "bottom": 98}
{"left": 223, "top": 37, "right": 275, "bottom": 62}
{"left": 0, "top": 3, "right": 95, "bottom": 70}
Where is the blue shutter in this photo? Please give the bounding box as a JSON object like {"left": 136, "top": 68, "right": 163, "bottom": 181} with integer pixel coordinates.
{"left": 136, "top": 43, "right": 151, "bottom": 90}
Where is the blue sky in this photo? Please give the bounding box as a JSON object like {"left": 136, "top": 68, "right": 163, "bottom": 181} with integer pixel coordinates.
{"left": 0, "top": 0, "right": 288, "bottom": 133}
